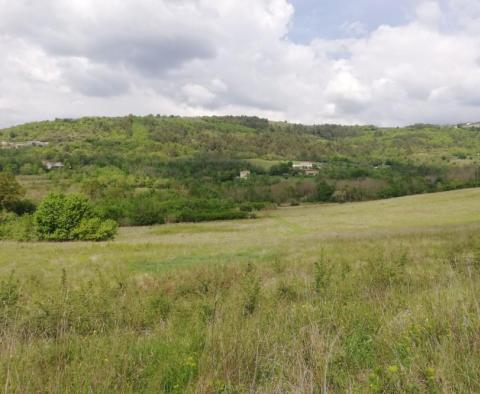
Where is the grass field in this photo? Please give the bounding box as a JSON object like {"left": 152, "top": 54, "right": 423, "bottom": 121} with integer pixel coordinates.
{"left": 17, "top": 175, "right": 81, "bottom": 203}
{"left": 2, "top": 189, "right": 480, "bottom": 392}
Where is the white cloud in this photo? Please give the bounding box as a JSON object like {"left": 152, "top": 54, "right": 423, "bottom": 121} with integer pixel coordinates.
{"left": 325, "top": 62, "right": 371, "bottom": 113}
{"left": 0, "top": 0, "right": 480, "bottom": 127}
{"left": 415, "top": 1, "right": 443, "bottom": 28}
{"left": 448, "top": 0, "right": 480, "bottom": 33}
{"left": 182, "top": 84, "right": 216, "bottom": 106}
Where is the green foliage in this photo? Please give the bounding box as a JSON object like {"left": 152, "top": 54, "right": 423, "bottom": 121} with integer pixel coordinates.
{"left": 0, "top": 172, "right": 25, "bottom": 209}
{"left": 315, "top": 181, "right": 335, "bottom": 202}
{"left": 35, "top": 193, "right": 93, "bottom": 240}
{"left": 0, "top": 191, "right": 479, "bottom": 391}
{"left": 269, "top": 161, "right": 293, "bottom": 176}
{"left": 5, "top": 199, "right": 36, "bottom": 215}
{"left": 95, "top": 193, "right": 249, "bottom": 226}
{"left": 0, "top": 213, "right": 36, "bottom": 241}
{"left": 34, "top": 193, "right": 117, "bottom": 241}
{"left": 3, "top": 115, "right": 480, "bottom": 226}
{"left": 72, "top": 218, "right": 118, "bottom": 241}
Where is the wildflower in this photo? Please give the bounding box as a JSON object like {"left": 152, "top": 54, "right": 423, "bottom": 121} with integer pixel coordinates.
{"left": 425, "top": 367, "right": 435, "bottom": 380}
{"left": 184, "top": 356, "right": 196, "bottom": 369}
{"left": 387, "top": 365, "right": 399, "bottom": 374}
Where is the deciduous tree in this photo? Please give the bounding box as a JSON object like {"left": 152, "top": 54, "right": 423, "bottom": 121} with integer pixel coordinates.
{"left": 0, "top": 172, "right": 25, "bottom": 209}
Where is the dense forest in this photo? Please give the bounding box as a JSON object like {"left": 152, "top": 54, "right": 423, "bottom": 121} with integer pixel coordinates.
{"left": 1, "top": 115, "right": 480, "bottom": 235}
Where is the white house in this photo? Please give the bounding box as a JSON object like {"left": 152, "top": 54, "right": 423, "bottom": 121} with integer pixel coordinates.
{"left": 292, "top": 161, "right": 316, "bottom": 170}
{"left": 464, "top": 122, "right": 480, "bottom": 128}
{"left": 42, "top": 160, "right": 65, "bottom": 170}
{"left": 29, "top": 141, "right": 49, "bottom": 147}
{"left": 0, "top": 141, "right": 12, "bottom": 148}
{"left": 1, "top": 140, "right": 49, "bottom": 149}
{"left": 239, "top": 170, "right": 251, "bottom": 179}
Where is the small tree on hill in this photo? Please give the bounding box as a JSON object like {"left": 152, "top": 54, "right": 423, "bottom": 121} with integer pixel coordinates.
{"left": 0, "top": 172, "right": 25, "bottom": 210}
{"left": 315, "top": 181, "right": 335, "bottom": 202}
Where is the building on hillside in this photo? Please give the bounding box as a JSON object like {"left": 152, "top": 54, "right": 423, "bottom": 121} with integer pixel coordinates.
{"left": 0, "top": 141, "right": 12, "bottom": 149}
{"left": 292, "top": 161, "right": 316, "bottom": 170}
{"left": 42, "top": 160, "right": 65, "bottom": 170}
{"left": 28, "top": 141, "right": 49, "bottom": 147}
{"left": 1, "top": 140, "right": 49, "bottom": 149}
{"left": 462, "top": 122, "right": 480, "bottom": 128}
{"left": 292, "top": 161, "right": 320, "bottom": 176}
{"left": 239, "top": 170, "right": 251, "bottom": 180}
{"left": 304, "top": 169, "right": 320, "bottom": 176}
{"left": 373, "top": 163, "right": 391, "bottom": 169}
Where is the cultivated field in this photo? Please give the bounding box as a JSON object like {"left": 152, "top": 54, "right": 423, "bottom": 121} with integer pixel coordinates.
{"left": 2, "top": 189, "right": 480, "bottom": 392}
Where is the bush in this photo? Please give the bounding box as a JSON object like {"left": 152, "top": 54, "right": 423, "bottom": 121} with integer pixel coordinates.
{"left": 72, "top": 218, "right": 118, "bottom": 241}
{"left": 34, "top": 193, "right": 117, "bottom": 241}
{"left": 95, "top": 193, "right": 250, "bottom": 226}
{"left": 0, "top": 172, "right": 25, "bottom": 210}
{"left": 127, "top": 195, "right": 166, "bottom": 226}
{"left": 35, "top": 193, "right": 92, "bottom": 240}
{"left": 315, "top": 181, "right": 335, "bottom": 202}
{"left": 0, "top": 213, "right": 36, "bottom": 241}
{"left": 5, "top": 199, "right": 36, "bottom": 215}
{"left": 269, "top": 162, "right": 293, "bottom": 176}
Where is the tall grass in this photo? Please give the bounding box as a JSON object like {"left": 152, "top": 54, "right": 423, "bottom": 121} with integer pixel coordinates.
{"left": 1, "top": 228, "right": 480, "bottom": 392}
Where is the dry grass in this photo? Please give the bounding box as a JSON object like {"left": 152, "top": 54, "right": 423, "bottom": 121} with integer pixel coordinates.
{"left": 18, "top": 175, "right": 81, "bottom": 202}
{"left": 1, "top": 188, "right": 480, "bottom": 392}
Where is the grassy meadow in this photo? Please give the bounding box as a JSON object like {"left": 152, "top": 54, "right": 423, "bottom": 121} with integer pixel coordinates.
{"left": 2, "top": 188, "right": 480, "bottom": 392}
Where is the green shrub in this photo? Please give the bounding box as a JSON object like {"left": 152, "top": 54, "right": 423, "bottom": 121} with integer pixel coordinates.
{"left": 315, "top": 181, "right": 335, "bottom": 202}
{"left": 0, "top": 172, "right": 25, "bottom": 209}
{"left": 35, "top": 193, "right": 93, "bottom": 240}
{"left": 34, "top": 193, "right": 117, "bottom": 241}
{"left": 0, "top": 211, "right": 16, "bottom": 239}
{"left": 72, "top": 218, "right": 118, "bottom": 241}
{"left": 0, "top": 213, "right": 36, "bottom": 241}
{"left": 95, "top": 193, "right": 250, "bottom": 226}
{"left": 5, "top": 199, "right": 36, "bottom": 215}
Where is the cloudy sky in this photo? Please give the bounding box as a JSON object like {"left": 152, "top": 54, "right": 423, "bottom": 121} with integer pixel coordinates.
{"left": 0, "top": 0, "right": 480, "bottom": 127}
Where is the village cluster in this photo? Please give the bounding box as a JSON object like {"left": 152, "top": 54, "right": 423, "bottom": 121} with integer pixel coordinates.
{"left": 1, "top": 140, "right": 64, "bottom": 170}
{"left": 2, "top": 139, "right": 322, "bottom": 176}
{"left": 1, "top": 140, "right": 49, "bottom": 149}
{"left": 239, "top": 161, "right": 320, "bottom": 179}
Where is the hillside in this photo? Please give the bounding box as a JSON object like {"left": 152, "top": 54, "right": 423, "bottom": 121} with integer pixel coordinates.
{"left": 2, "top": 116, "right": 480, "bottom": 168}
{"left": 1, "top": 116, "right": 480, "bottom": 228}
{"left": 1, "top": 188, "right": 480, "bottom": 391}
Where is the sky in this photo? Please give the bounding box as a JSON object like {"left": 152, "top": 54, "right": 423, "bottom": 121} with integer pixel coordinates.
{"left": 0, "top": 0, "right": 480, "bottom": 128}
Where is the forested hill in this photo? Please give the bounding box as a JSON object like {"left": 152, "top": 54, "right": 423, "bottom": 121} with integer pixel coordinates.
{"left": 1, "top": 115, "right": 480, "bottom": 166}
{"left": 1, "top": 115, "right": 480, "bottom": 227}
